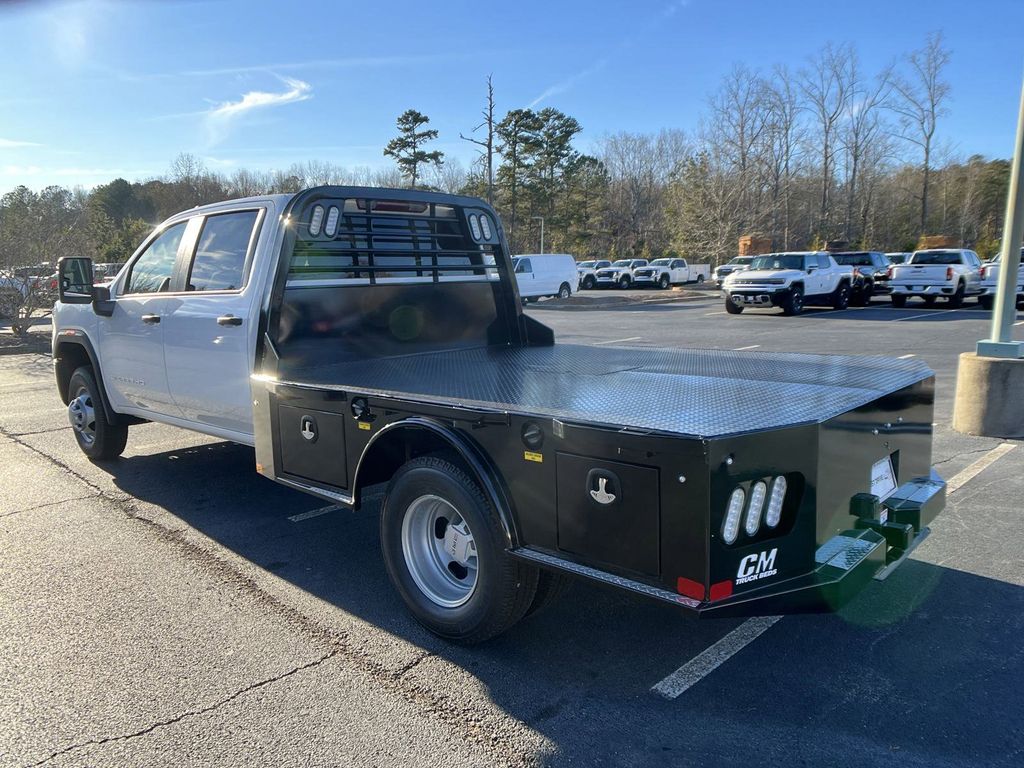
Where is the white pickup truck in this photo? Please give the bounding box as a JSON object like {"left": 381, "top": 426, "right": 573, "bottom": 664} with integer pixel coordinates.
{"left": 576, "top": 259, "right": 611, "bottom": 290}
{"left": 888, "top": 249, "right": 984, "bottom": 308}
{"left": 978, "top": 248, "right": 1024, "bottom": 311}
{"left": 632, "top": 258, "right": 710, "bottom": 289}
{"left": 593, "top": 259, "right": 648, "bottom": 289}
{"left": 721, "top": 252, "right": 854, "bottom": 316}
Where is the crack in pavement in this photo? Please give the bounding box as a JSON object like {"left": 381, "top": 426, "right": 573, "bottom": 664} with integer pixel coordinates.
{"left": 0, "top": 424, "right": 544, "bottom": 768}
{"left": 932, "top": 445, "right": 1000, "bottom": 468}
{"left": 0, "top": 493, "right": 100, "bottom": 520}
{"left": 26, "top": 651, "right": 339, "bottom": 767}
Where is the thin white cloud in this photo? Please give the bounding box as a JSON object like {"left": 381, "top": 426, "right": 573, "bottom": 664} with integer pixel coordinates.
{"left": 203, "top": 77, "right": 312, "bottom": 147}
{"left": 528, "top": 59, "right": 608, "bottom": 109}
{"left": 0, "top": 138, "right": 42, "bottom": 148}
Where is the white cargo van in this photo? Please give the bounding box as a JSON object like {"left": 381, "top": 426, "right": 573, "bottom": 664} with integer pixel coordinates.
{"left": 512, "top": 254, "right": 578, "bottom": 301}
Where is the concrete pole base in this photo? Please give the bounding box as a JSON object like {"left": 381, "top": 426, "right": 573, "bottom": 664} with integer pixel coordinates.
{"left": 952, "top": 352, "right": 1024, "bottom": 438}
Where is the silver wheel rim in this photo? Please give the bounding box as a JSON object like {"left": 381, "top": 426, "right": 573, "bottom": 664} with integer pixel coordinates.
{"left": 401, "top": 494, "right": 479, "bottom": 608}
{"left": 68, "top": 385, "right": 96, "bottom": 447}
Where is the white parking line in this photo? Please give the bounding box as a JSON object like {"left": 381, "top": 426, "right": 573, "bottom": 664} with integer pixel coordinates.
{"left": 592, "top": 336, "right": 642, "bottom": 345}
{"left": 893, "top": 309, "right": 955, "bottom": 322}
{"left": 945, "top": 442, "right": 1018, "bottom": 494}
{"left": 897, "top": 353, "right": 916, "bottom": 359}
{"left": 1015, "top": 320, "right": 1024, "bottom": 326}
{"left": 651, "top": 616, "right": 782, "bottom": 699}
{"left": 704, "top": 311, "right": 728, "bottom": 316}
{"left": 732, "top": 344, "right": 760, "bottom": 351}
{"left": 651, "top": 441, "right": 1019, "bottom": 700}
{"left": 288, "top": 505, "right": 338, "bottom": 522}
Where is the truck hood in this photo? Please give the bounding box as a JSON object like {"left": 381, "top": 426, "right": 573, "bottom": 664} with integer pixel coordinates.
{"left": 730, "top": 269, "right": 803, "bottom": 282}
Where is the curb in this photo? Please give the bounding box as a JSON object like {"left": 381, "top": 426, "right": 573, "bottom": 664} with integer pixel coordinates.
{"left": 527, "top": 293, "right": 716, "bottom": 312}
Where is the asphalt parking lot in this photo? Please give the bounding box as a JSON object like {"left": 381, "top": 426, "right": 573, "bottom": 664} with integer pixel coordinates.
{"left": 2, "top": 296, "right": 1023, "bottom": 767}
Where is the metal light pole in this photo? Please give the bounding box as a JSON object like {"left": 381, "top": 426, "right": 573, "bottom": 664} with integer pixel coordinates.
{"left": 978, "top": 73, "right": 1024, "bottom": 359}
{"left": 532, "top": 216, "right": 545, "bottom": 254}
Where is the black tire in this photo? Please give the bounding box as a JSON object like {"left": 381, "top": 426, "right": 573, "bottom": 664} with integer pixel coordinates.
{"left": 618, "top": 275, "right": 631, "bottom": 290}
{"left": 852, "top": 281, "right": 872, "bottom": 306}
{"left": 782, "top": 286, "right": 804, "bottom": 316}
{"left": 979, "top": 294, "right": 994, "bottom": 311}
{"left": 658, "top": 274, "right": 670, "bottom": 290}
{"left": 557, "top": 283, "right": 572, "bottom": 299}
{"left": 696, "top": 274, "right": 705, "bottom": 284}
{"left": 380, "top": 456, "right": 538, "bottom": 644}
{"left": 525, "top": 570, "right": 573, "bottom": 618}
{"left": 923, "top": 295, "right": 937, "bottom": 307}
{"left": 581, "top": 275, "right": 595, "bottom": 290}
{"left": 67, "top": 366, "right": 128, "bottom": 460}
{"left": 948, "top": 282, "right": 965, "bottom": 308}
{"left": 891, "top": 294, "right": 907, "bottom": 308}
{"left": 725, "top": 297, "right": 744, "bottom": 314}
{"left": 832, "top": 282, "right": 850, "bottom": 310}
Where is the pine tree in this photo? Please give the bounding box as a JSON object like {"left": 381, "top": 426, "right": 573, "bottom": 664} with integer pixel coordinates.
{"left": 384, "top": 109, "right": 444, "bottom": 188}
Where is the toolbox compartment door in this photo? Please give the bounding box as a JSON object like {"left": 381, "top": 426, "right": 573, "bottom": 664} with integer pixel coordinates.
{"left": 277, "top": 404, "right": 348, "bottom": 489}
{"left": 555, "top": 452, "right": 660, "bottom": 576}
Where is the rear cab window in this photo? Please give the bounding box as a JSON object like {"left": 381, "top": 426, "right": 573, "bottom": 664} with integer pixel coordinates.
{"left": 186, "top": 210, "right": 261, "bottom": 292}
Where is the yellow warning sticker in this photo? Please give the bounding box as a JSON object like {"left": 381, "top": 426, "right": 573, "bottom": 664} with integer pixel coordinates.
{"left": 524, "top": 451, "right": 543, "bottom": 463}
{"left": 358, "top": 421, "right": 372, "bottom": 431}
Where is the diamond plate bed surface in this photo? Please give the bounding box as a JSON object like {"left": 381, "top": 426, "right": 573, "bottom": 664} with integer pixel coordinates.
{"left": 285, "top": 344, "right": 932, "bottom": 438}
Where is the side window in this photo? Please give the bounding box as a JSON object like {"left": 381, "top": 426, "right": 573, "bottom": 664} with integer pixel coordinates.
{"left": 515, "top": 258, "right": 532, "bottom": 274}
{"left": 186, "top": 210, "right": 259, "bottom": 292}
{"left": 125, "top": 222, "right": 187, "bottom": 294}
{"left": 818, "top": 254, "right": 831, "bottom": 269}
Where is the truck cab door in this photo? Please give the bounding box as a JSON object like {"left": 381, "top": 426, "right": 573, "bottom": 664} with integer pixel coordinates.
{"left": 99, "top": 220, "right": 192, "bottom": 416}
{"left": 161, "top": 207, "right": 266, "bottom": 440}
{"left": 673, "top": 259, "right": 687, "bottom": 283}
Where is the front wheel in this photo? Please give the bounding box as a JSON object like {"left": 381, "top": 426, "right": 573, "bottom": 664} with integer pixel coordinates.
{"left": 557, "top": 283, "right": 572, "bottom": 299}
{"left": 380, "top": 457, "right": 538, "bottom": 644}
{"left": 725, "top": 297, "right": 744, "bottom": 314}
{"left": 891, "top": 294, "right": 907, "bottom": 308}
{"left": 618, "top": 275, "right": 631, "bottom": 290}
{"left": 658, "top": 274, "right": 670, "bottom": 290}
{"left": 67, "top": 366, "right": 128, "bottom": 460}
{"left": 581, "top": 275, "right": 595, "bottom": 290}
{"left": 782, "top": 287, "right": 804, "bottom": 316}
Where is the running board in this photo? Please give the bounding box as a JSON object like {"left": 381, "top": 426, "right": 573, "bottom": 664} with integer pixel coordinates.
{"left": 508, "top": 547, "right": 701, "bottom": 609}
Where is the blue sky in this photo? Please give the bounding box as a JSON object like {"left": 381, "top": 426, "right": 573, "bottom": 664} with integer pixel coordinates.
{"left": 2, "top": 0, "right": 1024, "bottom": 192}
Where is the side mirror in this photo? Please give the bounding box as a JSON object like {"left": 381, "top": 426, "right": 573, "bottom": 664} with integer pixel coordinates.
{"left": 57, "top": 257, "right": 94, "bottom": 304}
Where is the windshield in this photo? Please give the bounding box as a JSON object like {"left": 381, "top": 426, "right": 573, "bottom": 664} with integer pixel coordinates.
{"left": 731, "top": 257, "right": 753, "bottom": 266}
{"left": 578, "top": 261, "right": 595, "bottom": 268}
{"left": 612, "top": 260, "right": 632, "bottom": 267}
{"left": 910, "top": 250, "right": 962, "bottom": 265}
{"left": 832, "top": 253, "right": 873, "bottom": 266}
{"left": 750, "top": 254, "right": 806, "bottom": 271}
{"left": 650, "top": 259, "right": 671, "bottom": 266}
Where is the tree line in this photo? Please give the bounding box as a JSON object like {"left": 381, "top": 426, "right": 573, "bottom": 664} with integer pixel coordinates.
{"left": 0, "top": 32, "right": 1014, "bottom": 282}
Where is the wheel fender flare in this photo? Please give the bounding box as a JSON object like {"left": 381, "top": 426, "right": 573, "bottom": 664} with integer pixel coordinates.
{"left": 54, "top": 334, "right": 120, "bottom": 425}
{"left": 355, "top": 416, "right": 520, "bottom": 548}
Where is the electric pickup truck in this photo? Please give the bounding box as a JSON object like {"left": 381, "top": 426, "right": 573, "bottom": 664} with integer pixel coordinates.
{"left": 53, "top": 187, "right": 945, "bottom": 643}
{"left": 721, "top": 252, "right": 854, "bottom": 315}
{"left": 889, "top": 249, "right": 984, "bottom": 308}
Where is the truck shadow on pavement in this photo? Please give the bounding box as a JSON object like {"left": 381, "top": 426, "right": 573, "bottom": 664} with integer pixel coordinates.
{"left": 102, "top": 439, "right": 1024, "bottom": 767}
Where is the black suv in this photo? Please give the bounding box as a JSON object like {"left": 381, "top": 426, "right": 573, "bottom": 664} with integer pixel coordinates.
{"left": 831, "top": 251, "right": 892, "bottom": 305}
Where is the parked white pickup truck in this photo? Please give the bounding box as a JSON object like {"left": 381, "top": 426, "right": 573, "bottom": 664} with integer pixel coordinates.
{"left": 632, "top": 258, "right": 710, "bottom": 289}
{"left": 889, "top": 249, "right": 983, "bottom": 308}
{"left": 576, "top": 259, "right": 611, "bottom": 290}
{"left": 594, "top": 259, "right": 648, "bottom": 289}
{"left": 722, "top": 252, "right": 854, "bottom": 316}
{"left": 978, "top": 248, "right": 1024, "bottom": 311}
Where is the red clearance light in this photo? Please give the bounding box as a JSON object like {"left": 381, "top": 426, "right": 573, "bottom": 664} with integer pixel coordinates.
{"left": 709, "top": 580, "right": 734, "bottom": 602}
{"left": 356, "top": 199, "right": 428, "bottom": 213}
{"left": 676, "top": 577, "right": 705, "bottom": 601}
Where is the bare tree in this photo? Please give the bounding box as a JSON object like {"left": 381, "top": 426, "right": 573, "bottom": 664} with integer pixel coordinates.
{"left": 890, "top": 32, "right": 952, "bottom": 234}
{"left": 800, "top": 43, "right": 854, "bottom": 237}
{"left": 460, "top": 74, "right": 497, "bottom": 204}
{"left": 764, "top": 65, "right": 804, "bottom": 248}
{"left": 427, "top": 157, "right": 469, "bottom": 194}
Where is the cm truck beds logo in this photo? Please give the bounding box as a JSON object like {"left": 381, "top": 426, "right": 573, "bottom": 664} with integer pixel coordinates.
{"left": 736, "top": 548, "right": 778, "bottom": 585}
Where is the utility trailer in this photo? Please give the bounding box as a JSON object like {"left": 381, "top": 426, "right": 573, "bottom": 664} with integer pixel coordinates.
{"left": 55, "top": 187, "right": 945, "bottom": 643}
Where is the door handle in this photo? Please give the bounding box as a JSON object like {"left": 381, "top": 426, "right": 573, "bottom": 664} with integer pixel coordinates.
{"left": 217, "top": 315, "right": 243, "bottom": 326}
{"left": 141, "top": 314, "right": 161, "bottom": 324}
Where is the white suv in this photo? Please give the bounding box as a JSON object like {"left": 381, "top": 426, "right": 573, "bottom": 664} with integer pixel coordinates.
{"left": 722, "top": 252, "right": 854, "bottom": 316}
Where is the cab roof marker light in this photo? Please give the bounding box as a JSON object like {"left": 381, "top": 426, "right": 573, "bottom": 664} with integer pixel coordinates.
{"left": 765, "top": 476, "right": 787, "bottom": 528}
{"left": 479, "top": 214, "right": 493, "bottom": 240}
{"left": 468, "top": 214, "right": 482, "bottom": 241}
{"left": 745, "top": 481, "right": 767, "bottom": 536}
{"left": 722, "top": 487, "right": 745, "bottom": 545}
{"left": 324, "top": 206, "right": 340, "bottom": 237}
{"left": 309, "top": 205, "right": 324, "bottom": 236}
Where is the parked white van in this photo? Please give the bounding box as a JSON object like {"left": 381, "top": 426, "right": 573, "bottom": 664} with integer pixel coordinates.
{"left": 512, "top": 254, "right": 579, "bottom": 302}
